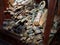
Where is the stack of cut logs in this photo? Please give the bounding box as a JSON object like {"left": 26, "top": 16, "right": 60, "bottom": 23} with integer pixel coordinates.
{"left": 3, "top": 0, "right": 57, "bottom": 45}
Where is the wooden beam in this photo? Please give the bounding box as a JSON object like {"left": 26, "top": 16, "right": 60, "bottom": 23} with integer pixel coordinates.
{"left": 43, "top": 0, "right": 57, "bottom": 45}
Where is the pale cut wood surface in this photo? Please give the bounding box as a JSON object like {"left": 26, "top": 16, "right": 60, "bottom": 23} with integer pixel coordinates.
{"left": 39, "top": 9, "right": 48, "bottom": 26}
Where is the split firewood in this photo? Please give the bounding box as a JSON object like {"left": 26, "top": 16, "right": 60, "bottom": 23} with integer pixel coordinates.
{"left": 39, "top": 9, "right": 48, "bottom": 26}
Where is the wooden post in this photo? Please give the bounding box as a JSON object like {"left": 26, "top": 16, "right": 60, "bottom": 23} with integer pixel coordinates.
{"left": 0, "top": 0, "right": 5, "bottom": 29}
{"left": 0, "top": 0, "right": 9, "bottom": 29}
{"left": 43, "top": 0, "right": 57, "bottom": 45}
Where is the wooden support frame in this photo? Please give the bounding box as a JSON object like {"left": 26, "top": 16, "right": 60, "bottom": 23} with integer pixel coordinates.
{"left": 43, "top": 0, "right": 57, "bottom": 45}
{"left": 0, "top": 0, "right": 57, "bottom": 45}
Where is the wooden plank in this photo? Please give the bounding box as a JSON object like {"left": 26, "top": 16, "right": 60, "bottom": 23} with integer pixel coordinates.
{"left": 43, "top": 0, "right": 57, "bottom": 45}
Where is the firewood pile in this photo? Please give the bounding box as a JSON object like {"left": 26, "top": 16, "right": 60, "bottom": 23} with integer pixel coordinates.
{"left": 3, "top": 0, "right": 58, "bottom": 45}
